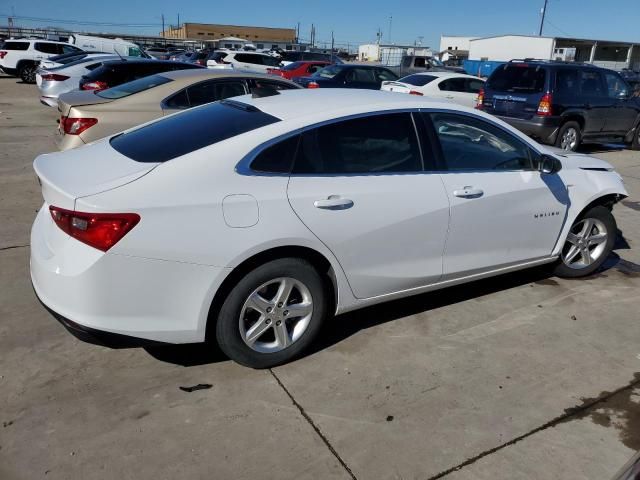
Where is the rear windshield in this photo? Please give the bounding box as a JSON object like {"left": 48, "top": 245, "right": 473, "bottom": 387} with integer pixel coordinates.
{"left": 96, "top": 74, "right": 173, "bottom": 99}
{"left": 487, "top": 64, "right": 547, "bottom": 93}
{"left": 110, "top": 101, "right": 280, "bottom": 163}
{"left": 282, "top": 61, "right": 303, "bottom": 71}
{"left": 2, "top": 41, "right": 29, "bottom": 51}
{"left": 315, "top": 65, "right": 342, "bottom": 79}
{"left": 399, "top": 74, "right": 437, "bottom": 86}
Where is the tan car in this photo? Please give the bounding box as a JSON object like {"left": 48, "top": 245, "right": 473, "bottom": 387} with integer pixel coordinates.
{"left": 56, "top": 69, "right": 300, "bottom": 150}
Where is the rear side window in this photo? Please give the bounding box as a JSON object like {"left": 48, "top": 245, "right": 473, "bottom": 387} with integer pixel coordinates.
{"left": 35, "top": 43, "right": 61, "bottom": 54}
{"left": 399, "top": 74, "right": 437, "bottom": 87}
{"left": 251, "top": 135, "right": 299, "bottom": 173}
{"left": 97, "top": 74, "right": 172, "bottom": 99}
{"left": 487, "top": 64, "right": 547, "bottom": 93}
{"left": 430, "top": 113, "right": 534, "bottom": 171}
{"left": 110, "top": 101, "right": 280, "bottom": 163}
{"left": 235, "top": 53, "right": 261, "bottom": 64}
{"left": 293, "top": 113, "right": 422, "bottom": 174}
{"left": 282, "top": 61, "right": 303, "bottom": 71}
{"left": 555, "top": 69, "right": 579, "bottom": 95}
{"left": 580, "top": 70, "right": 605, "bottom": 96}
{"left": 2, "top": 41, "right": 29, "bottom": 51}
{"left": 467, "top": 79, "right": 484, "bottom": 93}
{"left": 439, "top": 78, "right": 468, "bottom": 92}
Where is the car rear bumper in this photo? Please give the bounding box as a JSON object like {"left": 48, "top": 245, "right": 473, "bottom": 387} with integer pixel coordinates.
{"left": 40, "top": 96, "right": 58, "bottom": 108}
{"left": 496, "top": 115, "right": 562, "bottom": 145}
{"left": 30, "top": 205, "right": 230, "bottom": 345}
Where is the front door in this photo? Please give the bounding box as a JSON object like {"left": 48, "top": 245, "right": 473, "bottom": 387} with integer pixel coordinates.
{"left": 287, "top": 112, "right": 450, "bottom": 299}
{"left": 427, "top": 112, "right": 569, "bottom": 278}
{"left": 602, "top": 70, "right": 639, "bottom": 134}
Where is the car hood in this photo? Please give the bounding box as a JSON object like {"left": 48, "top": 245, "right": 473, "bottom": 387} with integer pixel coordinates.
{"left": 547, "top": 148, "right": 615, "bottom": 171}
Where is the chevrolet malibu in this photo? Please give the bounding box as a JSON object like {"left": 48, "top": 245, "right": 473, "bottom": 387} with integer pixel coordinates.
{"left": 31, "top": 89, "right": 627, "bottom": 368}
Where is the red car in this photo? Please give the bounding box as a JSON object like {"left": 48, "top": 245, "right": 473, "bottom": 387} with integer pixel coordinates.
{"left": 267, "top": 61, "right": 331, "bottom": 80}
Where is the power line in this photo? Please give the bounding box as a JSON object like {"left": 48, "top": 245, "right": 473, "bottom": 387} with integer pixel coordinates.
{"left": 0, "top": 13, "right": 161, "bottom": 28}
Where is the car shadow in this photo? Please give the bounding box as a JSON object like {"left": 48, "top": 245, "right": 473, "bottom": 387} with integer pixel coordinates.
{"left": 578, "top": 143, "right": 626, "bottom": 154}
{"left": 145, "top": 230, "right": 634, "bottom": 367}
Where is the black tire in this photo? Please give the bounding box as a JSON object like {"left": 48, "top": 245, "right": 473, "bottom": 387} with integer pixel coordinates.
{"left": 555, "top": 121, "right": 582, "bottom": 152}
{"left": 631, "top": 124, "right": 640, "bottom": 151}
{"left": 19, "top": 63, "right": 37, "bottom": 84}
{"left": 215, "top": 258, "right": 327, "bottom": 368}
{"left": 553, "top": 205, "right": 616, "bottom": 278}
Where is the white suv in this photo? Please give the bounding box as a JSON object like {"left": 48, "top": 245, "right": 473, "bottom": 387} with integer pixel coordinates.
{"left": 0, "top": 39, "right": 83, "bottom": 83}
{"left": 207, "top": 51, "right": 281, "bottom": 74}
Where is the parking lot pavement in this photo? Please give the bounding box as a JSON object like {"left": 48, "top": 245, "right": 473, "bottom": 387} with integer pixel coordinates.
{"left": 1, "top": 77, "right": 639, "bottom": 480}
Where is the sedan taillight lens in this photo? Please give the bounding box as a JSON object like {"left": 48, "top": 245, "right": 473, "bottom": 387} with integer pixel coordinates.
{"left": 0, "top": 51, "right": 7, "bottom": 59}
{"left": 49, "top": 206, "right": 140, "bottom": 252}
{"left": 307, "top": 81, "right": 320, "bottom": 89}
{"left": 60, "top": 116, "right": 98, "bottom": 135}
{"left": 81, "top": 80, "right": 108, "bottom": 91}
{"left": 41, "top": 73, "right": 70, "bottom": 81}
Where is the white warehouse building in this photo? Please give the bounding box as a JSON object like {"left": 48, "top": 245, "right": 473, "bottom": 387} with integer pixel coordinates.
{"left": 467, "top": 34, "right": 640, "bottom": 71}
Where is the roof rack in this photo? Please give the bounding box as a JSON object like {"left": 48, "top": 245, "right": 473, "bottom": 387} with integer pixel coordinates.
{"left": 508, "top": 58, "right": 591, "bottom": 66}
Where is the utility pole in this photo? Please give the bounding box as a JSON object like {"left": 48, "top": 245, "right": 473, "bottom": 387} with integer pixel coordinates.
{"left": 331, "top": 30, "right": 334, "bottom": 54}
{"left": 177, "top": 13, "right": 180, "bottom": 28}
{"left": 161, "top": 13, "right": 165, "bottom": 43}
{"left": 388, "top": 15, "right": 393, "bottom": 44}
{"left": 296, "top": 22, "right": 300, "bottom": 43}
{"left": 539, "top": 0, "right": 548, "bottom": 36}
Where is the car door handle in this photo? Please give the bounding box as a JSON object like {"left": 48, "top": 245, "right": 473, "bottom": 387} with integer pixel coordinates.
{"left": 314, "top": 196, "right": 354, "bottom": 210}
{"left": 445, "top": 95, "right": 455, "bottom": 99}
{"left": 453, "top": 187, "right": 484, "bottom": 198}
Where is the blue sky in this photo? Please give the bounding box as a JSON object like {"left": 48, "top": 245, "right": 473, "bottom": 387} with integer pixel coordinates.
{"left": 2, "top": 0, "right": 639, "bottom": 49}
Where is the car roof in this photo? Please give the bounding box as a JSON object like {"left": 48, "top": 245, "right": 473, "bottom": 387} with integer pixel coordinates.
{"left": 231, "top": 88, "right": 464, "bottom": 122}
{"left": 158, "top": 68, "right": 299, "bottom": 85}
{"left": 100, "top": 59, "right": 193, "bottom": 67}
{"left": 405, "top": 72, "right": 481, "bottom": 79}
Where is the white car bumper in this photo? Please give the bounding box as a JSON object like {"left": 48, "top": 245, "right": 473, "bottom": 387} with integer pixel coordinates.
{"left": 30, "top": 205, "right": 229, "bottom": 345}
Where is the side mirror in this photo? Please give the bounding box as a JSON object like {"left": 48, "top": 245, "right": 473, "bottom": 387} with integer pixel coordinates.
{"left": 539, "top": 154, "right": 562, "bottom": 174}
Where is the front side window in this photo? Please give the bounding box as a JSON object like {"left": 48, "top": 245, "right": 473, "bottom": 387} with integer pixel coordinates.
{"left": 345, "top": 68, "right": 376, "bottom": 83}
{"left": 315, "top": 65, "right": 342, "bottom": 79}
{"left": 96, "top": 74, "right": 172, "bottom": 99}
{"left": 376, "top": 68, "right": 397, "bottom": 81}
{"left": 603, "top": 71, "right": 629, "bottom": 99}
{"left": 430, "top": 113, "right": 534, "bottom": 171}
{"left": 293, "top": 113, "right": 422, "bottom": 174}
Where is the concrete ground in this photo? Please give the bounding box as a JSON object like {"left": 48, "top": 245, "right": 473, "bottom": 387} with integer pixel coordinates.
{"left": 1, "top": 76, "right": 639, "bottom": 480}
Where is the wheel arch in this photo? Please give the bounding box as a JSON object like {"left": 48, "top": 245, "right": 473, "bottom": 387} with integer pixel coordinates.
{"left": 15, "top": 59, "right": 37, "bottom": 71}
{"left": 559, "top": 112, "right": 586, "bottom": 131}
{"left": 204, "top": 245, "right": 338, "bottom": 342}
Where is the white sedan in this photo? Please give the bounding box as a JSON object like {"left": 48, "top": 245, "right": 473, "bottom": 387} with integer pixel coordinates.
{"left": 31, "top": 89, "right": 627, "bottom": 368}
{"left": 381, "top": 72, "right": 485, "bottom": 108}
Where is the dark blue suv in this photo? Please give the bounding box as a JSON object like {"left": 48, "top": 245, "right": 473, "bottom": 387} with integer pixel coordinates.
{"left": 479, "top": 60, "right": 640, "bottom": 151}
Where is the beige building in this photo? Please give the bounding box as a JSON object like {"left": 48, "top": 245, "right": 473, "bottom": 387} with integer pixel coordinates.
{"left": 162, "top": 23, "right": 296, "bottom": 47}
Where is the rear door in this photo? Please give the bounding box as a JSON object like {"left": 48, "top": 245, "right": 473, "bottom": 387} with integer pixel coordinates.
{"left": 0, "top": 41, "right": 31, "bottom": 69}
{"left": 287, "top": 111, "right": 450, "bottom": 299}
{"left": 427, "top": 112, "right": 569, "bottom": 277}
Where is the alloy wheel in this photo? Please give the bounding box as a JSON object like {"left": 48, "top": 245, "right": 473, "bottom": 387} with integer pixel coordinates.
{"left": 561, "top": 218, "right": 608, "bottom": 269}
{"left": 560, "top": 127, "right": 578, "bottom": 151}
{"left": 239, "top": 277, "right": 313, "bottom": 353}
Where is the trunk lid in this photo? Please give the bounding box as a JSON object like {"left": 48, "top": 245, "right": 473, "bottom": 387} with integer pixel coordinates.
{"left": 34, "top": 139, "right": 158, "bottom": 210}
{"left": 57, "top": 90, "right": 113, "bottom": 116}
{"left": 381, "top": 81, "right": 413, "bottom": 94}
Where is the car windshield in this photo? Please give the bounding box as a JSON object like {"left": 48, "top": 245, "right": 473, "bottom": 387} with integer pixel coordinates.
{"left": 399, "top": 74, "right": 438, "bottom": 86}
{"left": 110, "top": 100, "right": 280, "bottom": 163}
{"left": 96, "top": 74, "right": 173, "bottom": 99}
{"left": 487, "top": 64, "right": 547, "bottom": 93}
{"left": 282, "top": 61, "right": 303, "bottom": 71}
{"left": 314, "top": 65, "right": 342, "bottom": 79}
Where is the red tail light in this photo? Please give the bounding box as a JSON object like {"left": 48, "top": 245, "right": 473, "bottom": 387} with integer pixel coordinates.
{"left": 60, "top": 116, "right": 98, "bottom": 135}
{"left": 41, "top": 73, "right": 70, "bottom": 81}
{"left": 307, "top": 81, "right": 320, "bottom": 89}
{"left": 195, "top": 59, "right": 205, "bottom": 65}
{"left": 409, "top": 90, "right": 423, "bottom": 96}
{"left": 49, "top": 206, "right": 140, "bottom": 252}
{"left": 537, "top": 92, "right": 553, "bottom": 116}
{"left": 0, "top": 51, "right": 7, "bottom": 59}
{"left": 81, "top": 80, "right": 108, "bottom": 91}
{"left": 475, "top": 89, "right": 485, "bottom": 109}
